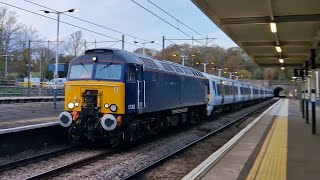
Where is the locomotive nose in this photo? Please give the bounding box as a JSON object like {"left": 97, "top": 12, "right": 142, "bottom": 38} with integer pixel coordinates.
{"left": 100, "top": 114, "right": 117, "bottom": 131}
{"left": 59, "top": 112, "right": 73, "bottom": 127}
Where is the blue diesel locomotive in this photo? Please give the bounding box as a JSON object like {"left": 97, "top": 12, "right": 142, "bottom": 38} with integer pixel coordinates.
{"left": 59, "top": 48, "right": 207, "bottom": 145}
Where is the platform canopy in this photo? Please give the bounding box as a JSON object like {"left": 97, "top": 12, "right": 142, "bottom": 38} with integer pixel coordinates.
{"left": 192, "top": 0, "right": 320, "bottom": 67}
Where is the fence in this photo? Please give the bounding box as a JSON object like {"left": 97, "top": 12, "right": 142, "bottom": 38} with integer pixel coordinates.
{"left": 0, "top": 86, "right": 65, "bottom": 97}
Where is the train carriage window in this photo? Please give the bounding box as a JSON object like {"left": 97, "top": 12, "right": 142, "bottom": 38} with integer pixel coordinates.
{"left": 224, "top": 85, "right": 228, "bottom": 95}
{"left": 217, "top": 83, "right": 222, "bottom": 96}
{"left": 227, "top": 85, "right": 231, "bottom": 95}
{"left": 212, "top": 81, "right": 216, "bottom": 94}
{"left": 205, "top": 79, "right": 210, "bottom": 94}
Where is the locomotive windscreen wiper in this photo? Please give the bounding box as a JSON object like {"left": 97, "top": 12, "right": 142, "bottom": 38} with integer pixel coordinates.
{"left": 99, "top": 62, "right": 112, "bottom": 71}
{"left": 80, "top": 61, "right": 88, "bottom": 71}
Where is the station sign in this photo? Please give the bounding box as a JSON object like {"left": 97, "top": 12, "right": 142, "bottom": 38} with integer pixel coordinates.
{"left": 48, "top": 64, "right": 65, "bottom": 72}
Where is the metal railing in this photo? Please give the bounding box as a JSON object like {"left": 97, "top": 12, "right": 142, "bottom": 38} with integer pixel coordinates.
{"left": 0, "top": 86, "right": 65, "bottom": 97}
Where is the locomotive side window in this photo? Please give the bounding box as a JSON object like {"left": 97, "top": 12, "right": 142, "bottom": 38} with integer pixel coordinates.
{"left": 127, "top": 65, "right": 136, "bottom": 82}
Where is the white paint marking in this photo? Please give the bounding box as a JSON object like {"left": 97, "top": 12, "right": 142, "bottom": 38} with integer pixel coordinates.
{"left": 0, "top": 122, "right": 59, "bottom": 135}
{"left": 269, "top": 99, "right": 288, "bottom": 116}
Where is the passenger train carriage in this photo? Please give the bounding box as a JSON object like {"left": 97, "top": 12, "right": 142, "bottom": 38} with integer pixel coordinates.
{"left": 203, "top": 73, "right": 273, "bottom": 116}
{"left": 58, "top": 48, "right": 273, "bottom": 146}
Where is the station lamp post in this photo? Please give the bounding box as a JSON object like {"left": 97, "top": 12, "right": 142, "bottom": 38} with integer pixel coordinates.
{"left": 1, "top": 54, "right": 14, "bottom": 78}
{"left": 196, "top": 62, "right": 214, "bottom": 73}
{"left": 227, "top": 72, "right": 233, "bottom": 79}
{"left": 40, "top": 8, "right": 79, "bottom": 109}
{"left": 133, "top": 41, "right": 155, "bottom": 55}
{"left": 172, "top": 54, "right": 195, "bottom": 66}
{"left": 216, "top": 68, "right": 223, "bottom": 76}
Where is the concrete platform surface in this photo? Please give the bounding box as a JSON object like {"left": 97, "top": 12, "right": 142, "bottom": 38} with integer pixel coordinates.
{"left": 0, "top": 102, "right": 63, "bottom": 129}
{"left": 183, "top": 99, "right": 320, "bottom": 180}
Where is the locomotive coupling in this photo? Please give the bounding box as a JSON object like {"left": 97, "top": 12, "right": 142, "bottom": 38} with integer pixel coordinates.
{"left": 100, "top": 114, "right": 117, "bottom": 131}
{"left": 59, "top": 112, "right": 73, "bottom": 127}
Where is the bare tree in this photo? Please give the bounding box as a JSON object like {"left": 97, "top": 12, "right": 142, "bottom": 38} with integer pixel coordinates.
{"left": 0, "top": 7, "right": 22, "bottom": 52}
{"left": 65, "top": 30, "right": 85, "bottom": 57}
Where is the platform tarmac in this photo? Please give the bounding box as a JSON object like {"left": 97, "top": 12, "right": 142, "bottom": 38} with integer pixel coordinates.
{"left": 0, "top": 101, "right": 63, "bottom": 130}
{"left": 183, "top": 99, "right": 320, "bottom": 180}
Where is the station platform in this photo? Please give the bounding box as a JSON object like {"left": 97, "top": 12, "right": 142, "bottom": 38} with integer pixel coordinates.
{"left": 183, "top": 98, "right": 320, "bottom": 180}
{"left": 0, "top": 101, "right": 63, "bottom": 131}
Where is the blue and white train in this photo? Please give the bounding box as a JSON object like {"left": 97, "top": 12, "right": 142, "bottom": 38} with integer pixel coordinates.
{"left": 58, "top": 48, "right": 273, "bottom": 145}
{"left": 203, "top": 73, "right": 273, "bottom": 116}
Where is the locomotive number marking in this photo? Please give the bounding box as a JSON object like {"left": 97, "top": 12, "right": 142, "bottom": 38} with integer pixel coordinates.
{"left": 114, "top": 87, "right": 119, "bottom": 93}
{"left": 128, "top": 104, "right": 135, "bottom": 109}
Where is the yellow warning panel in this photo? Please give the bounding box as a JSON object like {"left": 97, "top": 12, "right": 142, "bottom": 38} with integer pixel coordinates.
{"left": 247, "top": 115, "right": 288, "bottom": 180}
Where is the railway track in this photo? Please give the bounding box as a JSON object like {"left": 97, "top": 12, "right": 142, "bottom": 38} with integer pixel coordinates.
{"left": 25, "top": 150, "right": 116, "bottom": 180}
{"left": 121, "top": 100, "right": 274, "bottom": 180}
{"left": 0, "top": 146, "right": 76, "bottom": 172}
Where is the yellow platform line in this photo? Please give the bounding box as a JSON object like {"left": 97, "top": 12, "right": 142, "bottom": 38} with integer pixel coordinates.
{"left": 247, "top": 115, "right": 288, "bottom": 180}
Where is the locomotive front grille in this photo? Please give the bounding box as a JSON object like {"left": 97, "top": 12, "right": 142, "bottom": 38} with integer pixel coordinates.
{"left": 84, "top": 90, "right": 98, "bottom": 107}
{"left": 80, "top": 90, "right": 100, "bottom": 117}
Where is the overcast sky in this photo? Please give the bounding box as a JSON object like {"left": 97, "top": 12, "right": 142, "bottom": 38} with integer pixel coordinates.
{"left": 2, "top": 0, "right": 237, "bottom": 52}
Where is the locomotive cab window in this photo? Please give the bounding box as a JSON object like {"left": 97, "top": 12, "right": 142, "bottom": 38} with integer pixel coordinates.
{"left": 69, "top": 63, "right": 93, "bottom": 79}
{"left": 95, "top": 63, "right": 122, "bottom": 80}
{"left": 127, "top": 65, "right": 136, "bottom": 82}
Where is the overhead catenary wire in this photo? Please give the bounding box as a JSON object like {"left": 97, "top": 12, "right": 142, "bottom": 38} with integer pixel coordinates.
{"left": 130, "top": 0, "right": 205, "bottom": 45}
{"left": 23, "top": 0, "right": 156, "bottom": 45}
{"left": 0, "top": 2, "right": 142, "bottom": 48}
{"left": 146, "top": 0, "right": 205, "bottom": 39}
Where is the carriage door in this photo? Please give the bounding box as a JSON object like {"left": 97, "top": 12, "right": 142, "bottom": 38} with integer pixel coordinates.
{"left": 136, "top": 65, "right": 145, "bottom": 113}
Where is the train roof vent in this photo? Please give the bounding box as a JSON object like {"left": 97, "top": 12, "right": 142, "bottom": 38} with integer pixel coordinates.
{"left": 85, "top": 48, "right": 114, "bottom": 54}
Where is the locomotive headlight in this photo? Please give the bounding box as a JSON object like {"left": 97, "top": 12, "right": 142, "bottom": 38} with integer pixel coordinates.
{"left": 68, "top": 102, "right": 75, "bottom": 109}
{"left": 104, "top": 103, "right": 109, "bottom": 109}
{"left": 75, "top": 102, "right": 79, "bottom": 107}
{"left": 110, "top": 104, "right": 117, "bottom": 112}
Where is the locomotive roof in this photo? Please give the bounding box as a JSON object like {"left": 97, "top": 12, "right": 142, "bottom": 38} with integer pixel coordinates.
{"left": 69, "top": 48, "right": 204, "bottom": 78}
{"left": 69, "top": 48, "right": 144, "bottom": 65}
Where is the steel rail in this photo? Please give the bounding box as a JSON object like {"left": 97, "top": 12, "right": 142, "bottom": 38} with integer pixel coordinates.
{"left": 0, "top": 146, "right": 76, "bottom": 172}
{"left": 121, "top": 100, "right": 275, "bottom": 180}
{"left": 25, "top": 149, "right": 116, "bottom": 180}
